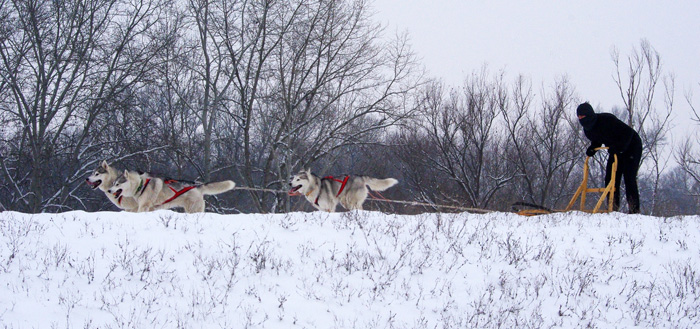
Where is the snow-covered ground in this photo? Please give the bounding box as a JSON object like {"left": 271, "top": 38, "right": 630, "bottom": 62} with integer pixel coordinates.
{"left": 1, "top": 210, "right": 699, "bottom": 328}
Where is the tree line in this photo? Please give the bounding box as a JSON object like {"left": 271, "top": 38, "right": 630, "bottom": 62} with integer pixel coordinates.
{"left": 1, "top": 0, "right": 698, "bottom": 215}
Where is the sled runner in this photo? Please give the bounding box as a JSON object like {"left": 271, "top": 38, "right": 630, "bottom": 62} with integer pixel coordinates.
{"left": 513, "top": 147, "right": 618, "bottom": 216}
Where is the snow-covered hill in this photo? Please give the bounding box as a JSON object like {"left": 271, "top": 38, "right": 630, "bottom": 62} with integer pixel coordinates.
{"left": 1, "top": 210, "right": 699, "bottom": 328}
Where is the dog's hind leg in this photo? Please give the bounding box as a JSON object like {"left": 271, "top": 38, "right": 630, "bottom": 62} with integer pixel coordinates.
{"left": 343, "top": 193, "right": 366, "bottom": 211}
{"left": 356, "top": 194, "right": 367, "bottom": 210}
{"left": 187, "top": 199, "right": 206, "bottom": 213}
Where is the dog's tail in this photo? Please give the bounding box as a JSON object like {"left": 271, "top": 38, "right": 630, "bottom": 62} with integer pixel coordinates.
{"left": 363, "top": 177, "right": 398, "bottom": 191}
{"left": 198, "top": 180, "right": 236, "bottom": 195}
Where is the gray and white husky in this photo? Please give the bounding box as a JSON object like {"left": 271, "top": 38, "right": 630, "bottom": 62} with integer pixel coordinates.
{"left": 86, "top": 160, "right": 139, "bottom": 211}
{"left": 288, "top": 169, "right": 398, "bottom": 212}
{"left": 108, "top": 170, "right": 236, "bottom": 213}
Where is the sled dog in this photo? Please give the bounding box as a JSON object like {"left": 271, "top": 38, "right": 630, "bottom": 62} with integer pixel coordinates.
{"left": 86, "top": 160, "right": 139, "bottom": 211}
{"left": 108, "top": 170, "right": 236, "bottom": 213}
{"left": 288, "top": 169, "right": 398, "bottom": 212}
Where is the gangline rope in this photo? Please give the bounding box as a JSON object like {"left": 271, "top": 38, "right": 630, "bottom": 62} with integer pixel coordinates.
{"left": 232, "top": 186, "right": 492, "bottom": 214}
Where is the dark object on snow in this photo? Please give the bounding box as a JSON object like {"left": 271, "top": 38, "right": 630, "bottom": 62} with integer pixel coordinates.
{"left": 577, "top": 102, "right": 642, "bottom": 214}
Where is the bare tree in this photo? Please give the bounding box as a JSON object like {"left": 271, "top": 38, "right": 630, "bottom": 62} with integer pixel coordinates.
{"left": 178, "top": 0, "right": 240, "bottom": 182}
{"left": 676, "top": 86, "right": 700, "bottom": 199}
{"left": 655, "top": 166, "right": 699, "bottom": 215}
{"left": 206, "top": 0, "right": 420, "bottom": 212}
{"left": 500, "top": 76, "right": 581, "bottom": 208}
{"left": 389, "top": 82, "right": 447, "bottom": 211}
{"left": 221, "top": 0, "right": 300, "bottom": 212}
{"left": 399, "top": 68, "right": 514, "bottom": 209}
{"left": 0, "top": 0, "right": 169, "bottom": 212}
{"left": 611, "top": 39, "right": 674, "bottom": 214}
{"left": 531, "top": 78, "right": 581, "bottom": 207}
{"left": 145, "top": 6, "right": 202, "bottom": 178}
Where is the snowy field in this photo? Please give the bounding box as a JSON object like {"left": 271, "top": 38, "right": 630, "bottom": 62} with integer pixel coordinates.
{"left": 1, "top": 210, "right": 699, "bottom": 328}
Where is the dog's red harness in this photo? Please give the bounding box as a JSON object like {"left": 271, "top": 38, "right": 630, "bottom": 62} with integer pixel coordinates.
{"left": 115, "top": 178, "right": 196, "bottom": 207}
{"left": 314, "top": 175, "right": 349, "bottom": 206}
{"left": 161, "top": 179, "right": 197, "bottom": 205}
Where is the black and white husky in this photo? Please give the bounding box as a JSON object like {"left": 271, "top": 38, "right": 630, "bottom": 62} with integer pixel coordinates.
{"left": 108, "top": 170, "right": 235, "bottom": 213}
{"left": 288, "top": 169, "right": 398, "bottom": 212}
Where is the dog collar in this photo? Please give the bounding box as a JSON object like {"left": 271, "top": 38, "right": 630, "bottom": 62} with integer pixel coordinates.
{"left": 135, "top": 178, "right": 151, "bottom": 195}
{"left": 135, "top": 179, "right": 144, "bottom": 194}
{"left": 305, "top": 188, "right": 314, "bottom": 197}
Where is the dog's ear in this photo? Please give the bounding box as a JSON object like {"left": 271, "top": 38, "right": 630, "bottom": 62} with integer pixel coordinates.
{"left": 101, "top": 160, "right": 109, "bottom": 168}
{"left": 123, "top": 169, "right": 130, "bottom": 178}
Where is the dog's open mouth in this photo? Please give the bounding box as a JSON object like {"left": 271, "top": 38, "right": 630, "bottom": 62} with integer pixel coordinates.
{"left": 288, "top": 185, "right": 302, "bottom": 196}
{"left": 112, "top": 189, "right": 122, "bottom": 198}
{"left": 86, "top": 179, "right": 102, "bottom": 189}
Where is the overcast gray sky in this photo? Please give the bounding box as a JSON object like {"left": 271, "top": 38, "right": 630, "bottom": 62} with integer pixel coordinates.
{"left": 372, "top": 0, "right": 700, "bottom": 138}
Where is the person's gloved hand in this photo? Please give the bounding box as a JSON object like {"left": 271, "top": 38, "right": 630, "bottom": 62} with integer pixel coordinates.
{"left": 586, "top": 146, "right": 597, "bottom": 157}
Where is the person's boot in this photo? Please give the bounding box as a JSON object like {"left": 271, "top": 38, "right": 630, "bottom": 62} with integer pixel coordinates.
{"left": 628, "top": 200, "right": 640, "bottom": 214}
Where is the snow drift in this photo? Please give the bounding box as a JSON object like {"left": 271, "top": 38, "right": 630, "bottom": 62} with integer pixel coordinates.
{"left": 1, "top": 210, "right": 699, "bottom": 328}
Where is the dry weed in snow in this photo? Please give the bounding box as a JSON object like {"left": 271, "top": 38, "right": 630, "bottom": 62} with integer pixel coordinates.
{"left": 1, "top": 210, "right": 699, "bottom": 328}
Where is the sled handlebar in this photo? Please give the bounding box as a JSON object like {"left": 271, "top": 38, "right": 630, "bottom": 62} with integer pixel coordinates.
{"left": 586, "top": 147, "right": 617, "bottom": 165}
{"left": 587, "top": 147, "right": 610, "bottom": 159}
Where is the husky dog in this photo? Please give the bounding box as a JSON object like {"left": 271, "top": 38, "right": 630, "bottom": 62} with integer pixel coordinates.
{"left": 108, "top": 170, "right": 236, "bottom": 213}
{"left": 288, "top": 169, "right": 398, "bottom": 212}
{"left": 86, "top": 160, "right": 139, "bottom": 211}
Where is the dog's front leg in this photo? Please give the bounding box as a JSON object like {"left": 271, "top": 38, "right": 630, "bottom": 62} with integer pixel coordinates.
{"left": 323, "top": 202, "right": 336, "bottom": 213}
{"left": 139, "top": 178, "right": 163, "bottom": 212}
{"left": 313, "top": 204, "right": 331, "bottom": 212}
{"left": 146, "top": 179, "right": 164, "bottom": 212}
{"left": 138, "top": 199, "right": 156, "bottom": 212}
{"left": 314, "top": 201, "right": 332, "bottom": 213}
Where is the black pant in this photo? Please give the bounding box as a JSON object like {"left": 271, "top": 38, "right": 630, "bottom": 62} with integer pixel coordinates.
{"left": 604, "top": 136, "right": 642, "bottom": 213}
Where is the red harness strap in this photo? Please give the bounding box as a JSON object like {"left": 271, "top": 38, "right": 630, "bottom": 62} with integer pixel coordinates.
{"left": 314, "top": 175, "right": 349, "bottom": 205}
{"left": 161, "top": 180, "right": 198, "bottom": 205}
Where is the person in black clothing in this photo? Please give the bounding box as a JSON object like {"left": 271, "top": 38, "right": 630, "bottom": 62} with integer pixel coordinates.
{"left": 577, "top": 102, "right": 642, "bottom": 214}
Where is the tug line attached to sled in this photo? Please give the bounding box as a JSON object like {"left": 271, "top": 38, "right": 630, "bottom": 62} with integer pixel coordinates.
{"left": 367, "top": 198, "right": 492, "bottom": 214}
{"left": 232, "top": 186, "right": 493, "bottom": 214}
{"left": 233, "top": 186, "right": 287, "bottom": 194}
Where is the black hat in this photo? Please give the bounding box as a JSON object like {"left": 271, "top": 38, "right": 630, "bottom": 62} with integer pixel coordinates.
{"left": 576, "top": 102, "right": 597, "bottom": 131}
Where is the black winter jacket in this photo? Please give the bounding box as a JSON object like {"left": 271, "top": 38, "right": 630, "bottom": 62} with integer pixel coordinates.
{"left": 583, "top": 113, "right": 640, "bottom": 154}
